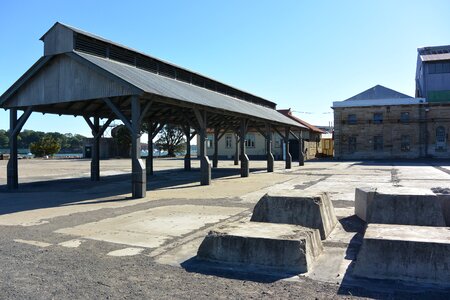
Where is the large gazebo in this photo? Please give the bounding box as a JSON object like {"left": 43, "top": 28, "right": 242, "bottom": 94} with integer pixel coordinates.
{"left": 0, "top": 22, "right": 306, "bottom": 198}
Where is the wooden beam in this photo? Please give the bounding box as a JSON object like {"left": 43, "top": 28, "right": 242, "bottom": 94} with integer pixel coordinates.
{"left": 138, "top": 100, "right": 154, "bottom": 124}
{"left": 289, "top": 130, "right": 299, "bottom": 140}
{"left": 273, "top": 127, "right": 285, "bottom": 140}
{"left": 190, "top": 130, "right": 197, "bottom": 141}
{"left": 11, "top": 107, "right": 32, "bottom": 137}
{"left": 193, "top": 107, "right": 205, "bottom": 129}
{"left": 83, "top": 116, "right": 96, "bottom": 132}
{"left": 94, "top": 118, "right": 114, "bottom": 139}
{"left": 103, "top": 97, "right": 133, "bottom": 132}
{"left": 253, "top": 126, "right": 267, "bottom": 139}
{"left": 217, "top": 124, "right": 232, "bottom": 141}
{"left": 151, "top": 123, "right": 165, "bottom": 139}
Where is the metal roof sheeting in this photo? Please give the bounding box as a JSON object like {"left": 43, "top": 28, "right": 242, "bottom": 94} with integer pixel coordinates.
{"left": 420, "top": 53, "right": 450, "bottom": 62}
{"left": 74, "top": 51, "right": 305, "bottom": 128}
{"left": 343, "top": 85, "right": 412, "bottom": 101}
{"left": 42, "top": 22, "right": 276, "bottom": 108}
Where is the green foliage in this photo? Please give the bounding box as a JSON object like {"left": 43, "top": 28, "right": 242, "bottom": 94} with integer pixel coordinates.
{"left": 155, "top": 124, "right": 185, "bottom": 157}
{"left": 0, "top": 129, "right": 85, "bottom": 154}
{"left": 29, "top": 135, "right": 62, "bottom": 157}
{"left": 17, "top": 130, "right": 45, "bottom": 149}
{"left": 0, "top": 130, "right": 8, "bottom": 148}
{"left": 112, "top": 125, "right": 131, "bottom": 157}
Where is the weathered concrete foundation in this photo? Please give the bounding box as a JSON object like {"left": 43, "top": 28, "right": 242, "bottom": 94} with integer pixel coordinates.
{"left": 433, "top": 191, "right": 450, "bottom": 226}
{"left": 353, "top": 223, "right": 450, "bottom": 286}
{"left": 197, "top": 221, "right": 323, "bottom": 274}
{"left": 355, "top": 187, "right": 446, "bottom": 226}
{"left": 250, "top": 191, "right": 337, "bottom": 240}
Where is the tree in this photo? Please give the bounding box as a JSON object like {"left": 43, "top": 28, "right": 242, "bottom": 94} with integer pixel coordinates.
{"left": 18, "top": 130, "right": 45, "bottom": 149}
{"left": 29, "top": 135, "right": 61, "bottom": 157}
{"left": 65, "top": 134, "right": 85, "bottom": 153}
{"left": 0, "top": 130, "right": 8, "bottom": 149}
{"left": 112, "top": 125, "right": 131, "bottom": 157}
{"left": 155, "top": 124, "right": 185, "bottom": 157}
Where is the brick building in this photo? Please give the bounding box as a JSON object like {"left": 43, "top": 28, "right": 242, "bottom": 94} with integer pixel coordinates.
{"left": 332, "top": 45, "right": 450, "bottom": 160}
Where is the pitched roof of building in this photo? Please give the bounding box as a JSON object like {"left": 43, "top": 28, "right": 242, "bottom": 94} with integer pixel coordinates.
{"left": 418, "top": 45, "right": 450, "bottom": 62}
{"left": 39, "top": 22, "right": 276, "bottom": 109}
{"left": 277, "top": 109, "right": 324, "bottom": 133}
{"left": 343, "top": 85, "right": 412, "bottom": 101}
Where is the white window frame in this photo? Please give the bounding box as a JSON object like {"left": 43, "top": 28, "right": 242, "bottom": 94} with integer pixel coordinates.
{"left": 245, "top": 133, "right": 255, "bottom": 148}
{"left": 225, "top": 134, "right": 232, "bottom": 149}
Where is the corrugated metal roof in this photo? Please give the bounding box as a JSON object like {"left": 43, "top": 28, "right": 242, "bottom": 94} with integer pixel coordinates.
{"left": 420, "top": 53, "right": 450, "bottom": 62}
{"left": 73, "top": 51, "right": 305, "bottom": 128}
{"left": 42, "top": 22, "right": 276, "bottom": 108}
{"left": 277, "top": 109, "right": 324, "bottom": 133}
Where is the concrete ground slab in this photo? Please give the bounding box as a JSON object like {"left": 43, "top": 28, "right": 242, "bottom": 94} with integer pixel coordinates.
{"left": 197, "top": 221, "right": 323, "bottom": 274}
{"left": 1, "top": 159, "right": 450, "bottom": 298}
{"left": 107, "top": 247, "right": 145, "bottom": 257}
{"left": 56, "top": 205, "right": 246, "bottom": 248}
{"left": 353, "top": 223, "right": 450, "bottom": 286}
{"left": 251, "top": 191, "right": 337, "bottom": 240}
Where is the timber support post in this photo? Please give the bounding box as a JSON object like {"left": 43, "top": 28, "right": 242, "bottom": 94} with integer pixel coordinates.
{"left": 299, "top": 131, "right": 305, "bottom": 166}
{"left": 146, "top": 121, "right": 154, "bottom": 176}
{"left": 7, "top": 109, "right": 18, "bottom": 190}
{"left": 7, "top": 107, "right": 32, "bottom": 190}
{"left": 184, "top": 125, "right": 191, "bottom": 171}
{"left": 84, "top": 116, "right": 113, "bottom": 181}
{"left": 130, "top": 96, "right": 146, "bottom": 198}
{"left": 194, "top": 108, "right": 211, "bottom": 185}
{"left": 146, "top": 122, "right": 164, "bottom": 176}
{"left": 91, "top": 116, "right": 100, "bottom": 181}
{"left": 240, "top": 119, "right": 249, "bottom": 177}
{"left": 213, "top": 127, "right": 219, "bottom": 168}
{"left": 182, "top": 125, "right": 196, "bottom": 171}
{"left": 285, "top": 126, "right": 292, "bottom": 169}
{"left": 234, "top": 132, "right": 239, "bottom": 165}
{"left": 265, "top": 123, "right": 274, "bottom": 172}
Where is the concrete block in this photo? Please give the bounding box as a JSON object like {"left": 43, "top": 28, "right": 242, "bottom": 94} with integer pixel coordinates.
{"left": 354, "top": 187, "right": 445, "bottom": 226}
{"left": 432, "top": 188, "right": 450, "bottom": 226}
{"left": 437, "top": 194, "right": 450, "bottom": 226}
{"left": 354, "top": 187, "right": 376, "bottom": 222}
{"left": 353, "top": 223, "right": 450, "bottom": 286}
{"left": 197, "top": 221, "right": 323, "bottom": 274}
{"left": 250, "top": 191, "right": 337, "bottom": 240}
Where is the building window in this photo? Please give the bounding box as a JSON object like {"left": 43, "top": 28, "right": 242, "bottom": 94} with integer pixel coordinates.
{"left": 274, "top": 138, "right": 281, "bottom": 148}
{"left": 348, "top": 136, "right": 357, "bottom": 154}
{"left": 436, "top": 126, "right": 447, "bottom": 151}
{"left": 225, "top": 135, "right": 232, "bottom": 149}
{"left": 373, "top": 136, "right": 383, "bottom": 151}
{"left": 373, "top": 113, "right": 383, "bottom": 124}
{"left": 401, "top": 135, "right": 411, "bottom": 152}
{"left": 400, "top": 112, "right": 410, "bottom": 123}
{"left": 347, "top": 114, "right": 357, "bottom": 125}
{"left": 206, "top": 134, "right": 213, "bottom": 148}
{"left": 245, "top": 133, "right": 255, "bottom": 148}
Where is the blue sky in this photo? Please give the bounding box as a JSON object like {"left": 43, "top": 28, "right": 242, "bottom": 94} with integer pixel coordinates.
{"left": 1, "top": 0, "right": 449, "bottom": 136}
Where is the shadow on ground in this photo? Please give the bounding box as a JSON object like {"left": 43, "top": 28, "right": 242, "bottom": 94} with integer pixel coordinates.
{"left": 0, "top": 166, "right": 266, "bottom": 215}
{"left": 181, "top": 256, "right": 298, "bottom": 283}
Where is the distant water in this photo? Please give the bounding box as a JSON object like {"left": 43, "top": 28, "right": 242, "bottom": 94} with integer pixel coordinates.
{"left": 54, "top": 153, "right": 83, "bottom": 158}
